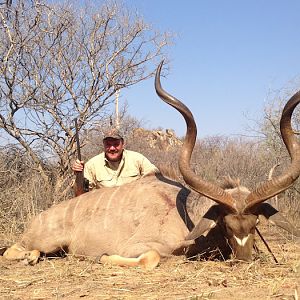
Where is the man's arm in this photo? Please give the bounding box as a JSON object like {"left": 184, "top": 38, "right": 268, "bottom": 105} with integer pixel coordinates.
{"left": 139, "top": 155, "right": 159, "bottom": 176}
{"left": 72, "top": 159, "right": 90, "bottom": 193}
{"left": 83, "top": 160, "right": 99, "bottom": 190}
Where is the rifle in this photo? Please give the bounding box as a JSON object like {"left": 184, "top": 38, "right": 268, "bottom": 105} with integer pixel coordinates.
{"left": 74, "top": 118, "right": 85, "bottom": 197}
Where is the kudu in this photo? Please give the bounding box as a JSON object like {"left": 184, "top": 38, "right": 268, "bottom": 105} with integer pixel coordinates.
{"left": 2, "top": 62, "right": 300, "bottom": 269}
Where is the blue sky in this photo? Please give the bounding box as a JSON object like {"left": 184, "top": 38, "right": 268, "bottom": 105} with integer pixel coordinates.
{"left": 121, "top": 0, "right": 300, "bottom": 138}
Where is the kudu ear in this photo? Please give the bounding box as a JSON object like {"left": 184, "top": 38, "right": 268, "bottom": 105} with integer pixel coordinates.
{"left": 254, "top": 203, "right": 300, "bottom": 237}
{"left": 185, "top": 205, "right": 220, "bottom": 240}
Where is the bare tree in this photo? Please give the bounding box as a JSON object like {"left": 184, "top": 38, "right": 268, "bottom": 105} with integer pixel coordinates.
{"left": 0, "top": 0, "right": 172, "bottom": 195}
{"left": 255, "top": 87, "right": 300, "bottom": 219}
{"left": 260, "top": 88, "right": 300, "bottom": 158}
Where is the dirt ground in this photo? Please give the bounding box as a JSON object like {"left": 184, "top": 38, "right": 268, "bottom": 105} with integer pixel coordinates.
{"left": 0, "top": 227, "right": 299, "bottom": 300}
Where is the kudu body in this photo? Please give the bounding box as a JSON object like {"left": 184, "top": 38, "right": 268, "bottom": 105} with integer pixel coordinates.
{"left": 3, "top": 62, "right": 300, "bottom": 269}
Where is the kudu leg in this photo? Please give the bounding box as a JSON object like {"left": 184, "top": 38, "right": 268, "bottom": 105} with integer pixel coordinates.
{"left": 3, "top": 244, "right": 40, "bottom": 265}
{"left": 100, "top": 250, "right": 160, "bottom": 270}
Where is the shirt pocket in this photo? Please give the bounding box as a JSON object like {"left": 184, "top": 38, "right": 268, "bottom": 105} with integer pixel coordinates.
{"left": 119, "top": 169, "right": 140, "bottom": 185}
{"left": 95, "top": 173, "right": 115, "bottom": 188}
{"left": 120, "top": 169, "right": 139, "bottom": 179}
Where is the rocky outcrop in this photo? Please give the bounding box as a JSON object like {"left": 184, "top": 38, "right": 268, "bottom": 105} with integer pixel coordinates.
{"left": 132, "top": 128, "right": 182, "bottom": 151}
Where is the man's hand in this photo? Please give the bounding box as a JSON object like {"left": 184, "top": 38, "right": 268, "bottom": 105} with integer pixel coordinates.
{"left": 72, "top": 159, "right": 84, "bottom": 172}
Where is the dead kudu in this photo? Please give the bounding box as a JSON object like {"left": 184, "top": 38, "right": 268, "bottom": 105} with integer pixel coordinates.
{"left": 2, "top": 62, "right": 300, "bottom": 269}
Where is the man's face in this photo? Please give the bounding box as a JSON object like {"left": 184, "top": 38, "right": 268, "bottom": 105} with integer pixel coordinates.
{"left": 103, "top": 138, "right": 124, "bottom": 162}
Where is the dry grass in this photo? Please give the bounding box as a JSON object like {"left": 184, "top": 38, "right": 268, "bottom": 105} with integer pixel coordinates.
{"left": 0, "top": 227, "right": 299, "bottom": 300}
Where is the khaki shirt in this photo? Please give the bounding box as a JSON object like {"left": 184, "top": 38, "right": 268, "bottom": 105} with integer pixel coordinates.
{"left": 84, "top": 149, "right": 158, "bottom": 189}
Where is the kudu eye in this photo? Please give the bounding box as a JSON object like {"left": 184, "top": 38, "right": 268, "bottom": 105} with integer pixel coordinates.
{"left": 225, "top": 223, "right": 234, "bottom": 235}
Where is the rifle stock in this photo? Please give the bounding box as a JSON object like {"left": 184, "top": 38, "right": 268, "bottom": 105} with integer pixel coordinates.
{"left": 74, "top": 118, "right": 85, "bottom": 197}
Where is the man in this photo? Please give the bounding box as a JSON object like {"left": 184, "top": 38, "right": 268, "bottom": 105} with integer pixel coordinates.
{"left": 72, "top": 129, "right": 159, "bottom": 190}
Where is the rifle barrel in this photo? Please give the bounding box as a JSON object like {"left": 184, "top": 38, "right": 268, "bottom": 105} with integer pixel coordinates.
{"left": 74, "top": 118, "right": 84, "bottom": 196}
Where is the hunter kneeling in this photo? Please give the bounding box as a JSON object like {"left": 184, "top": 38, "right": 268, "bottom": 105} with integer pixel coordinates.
{"left": 72, "top": 128, "right": 159, "bottom": 191}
